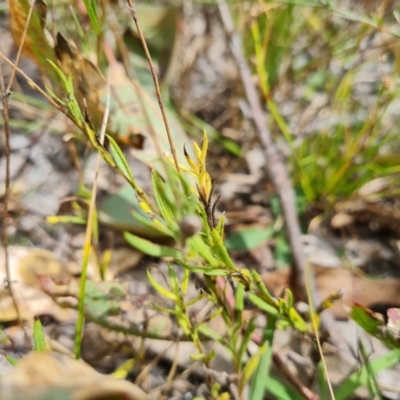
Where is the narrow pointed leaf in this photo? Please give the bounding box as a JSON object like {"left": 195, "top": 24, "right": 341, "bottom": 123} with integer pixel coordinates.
{"left": 211, "top": 228, "right": 237, "bottom": 270}
{"left": 248, "top": 293, "right": 278, "bottom": 315}
{"left": 124, "top": 232, "right": 181, "bottom": 259}
{"left": 147, "top": 269, "right": 177, "bottom": 301}
{"left": 107, "top": 134, "right": 135, "bottom": 184}
{"left": 82, "top": 0, "right": 100, "bottom": 34}
{"left": 200, "top": 129, "right": 209, "bottom": 162}
{"left": 151, "top": 170, "right": 175, "bottom": 224}
{"left": 33, "top": 318, "right": 47, "bottom": 352}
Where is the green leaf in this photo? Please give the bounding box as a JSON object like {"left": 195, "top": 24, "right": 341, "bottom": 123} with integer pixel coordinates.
{"left": 151, "top": 170, "right": 176, "bottom": 224}
{"left": 243, "top": 343, "right": 268, "bottom": 383}
{"left": 251, "top": 270, "right": 278, "bottom": 306}
{"left": 46, "top": 215, "right": 87, "bottom": 225}
{"left": 358, "top": 339, "right": 383, "bottom": 400}
{"left": 186, "top": 234, "right": 219, "bottom": 268}
{"left": 168, "top": 264, "right": 179, "bottom": 295}
{"left": 131, "top": 210, "right": 176, "bottom": 238}
{"left": 235, "top": 283, "right": 245, "bottom": 315}
{"left": 248, "top": 293, "right": 278, "bottom": 316}
{"left": 350, "top": 304, "right": 400, "bottom": 350}
{"left": 82, "top": 0, "right": 100, "bottom": 34}
{"left": 350, "top": 303, "right": 382, "bottom": 335}
{"left": 250, "top": 314, "right": 277, "bottom": 400}
{"left": 335, "top": 350, "right": 400, "bottom": 400}
{"left": 182, "top": 268, "right": 190, "bottom": 295}
{"left": 317, "top": 361, "right": 328, "bottom": 400}
{"left": 264, "top": 375, "right": 304, "bottom": 400}
{"left": 178, "top": 262, "right": 230, "bottom": 276}
{"left": 99, "top": 185, "right": 171, "bottom": 238}
{"left": 274, "top": 234, "right": 293, "bottom": 268}
{"left": 198, "top": 324, "right": 230, "bottom": 349}
{"left": 152, "top": 303, "right": 176, "bottom": 314}
{"left": 225, "top": 227, "right": 274, "bottom": 251}
{"left": 238, "top": 318, "right": 256, "bottom": 365}
{"left": 33, "top": 317, "right": 47, "bottom": 352}
{"left": 81, "top": 281, "right": 126, "bottom": 322}
{"left": 124, "top": 232, "right": 181, "bottom": 259}
{"left": 147, "top": 269, "right": 177, "bottom": 301}
{"left": 5, "top": 354, "right": 18, "bottom": 366}
{"left": 211, "top": 228, "right": 237, "bottom": 270}
{"left": 47, "top": 61, "right": 83, "bottom": 125}
{"left": 107, "top": 135, "right": 135, "bottom": 185}
{"left": 190, "top": 353, "right": 207, "bottom": 361}
{"left": 288, "top": 307, "right": 308, "bottom": 333}
{"left": 285, "top": 288, "right": 294, "bottom": 309}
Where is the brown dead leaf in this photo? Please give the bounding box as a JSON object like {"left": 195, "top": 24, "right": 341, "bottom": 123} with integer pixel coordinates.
{"left": 0, "top": 247, "right": 77, "bottom": 322}
{"left": 109, "top": 247, "right": 143, "bottom": 277}
{"left": 7, "top": 0, "right": 59, "bottom": 83}
{"left": 0, "top": 352, "right": 147, "bottom": 400}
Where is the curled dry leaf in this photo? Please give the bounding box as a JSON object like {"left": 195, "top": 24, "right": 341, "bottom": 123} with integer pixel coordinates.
{"left": 0, "top": 352, "right": 147, "bottom": 400}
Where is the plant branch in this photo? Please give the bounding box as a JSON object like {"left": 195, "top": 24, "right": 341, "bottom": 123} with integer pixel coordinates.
{"left": 6, "top": 0, "right": 34, "bottom": 92}
{"left": 0, "top": 0, "right": 36, "bottom": 323}
{"left": 0, "top": 51, "right": 63, "bottom": 111}
{"left": 0, "top": 63, "right": 22, "bottom": 323}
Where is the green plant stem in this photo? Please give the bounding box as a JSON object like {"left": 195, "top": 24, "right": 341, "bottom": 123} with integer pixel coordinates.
{"left": 249, "top": 314, "right": 277, "bottom": 400}
{"left": 358, "top": 339, "right": 383, "bottom": 400}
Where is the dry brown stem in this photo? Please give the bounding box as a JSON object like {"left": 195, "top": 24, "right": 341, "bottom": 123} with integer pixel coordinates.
{"left": 217, "top": 0, "right": 306, "bottom": 299}
{"left": 125, "top": 0, "right": 180, "bottom": 173}
{"left": 0, "top": 63, "right": 22, "bottom": 322}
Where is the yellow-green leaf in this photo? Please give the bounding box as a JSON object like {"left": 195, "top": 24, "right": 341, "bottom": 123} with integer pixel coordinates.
{"left": 33, "top": 318, "right": 47, "bottom": 352}
{"left": 243, "top": 343, "right": 268, "bottom": 382}
{"left": 124, "top": 232, "right": 181, "bottom": 259}
{"left": 147, "top": 269, "right": 178, "bottom": 301}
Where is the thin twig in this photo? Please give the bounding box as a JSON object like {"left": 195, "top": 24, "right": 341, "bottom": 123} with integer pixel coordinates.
{"left": 125, "top": 0, "right": 180, "bottom": 172}
{"left": 0, "top": 51, "right": 63, "bottom": 111}
{"left": 0, "top": 0, "right": 35, "bottom": 324}
{"left": 217, "top": 0, "right": 306, "bottom": 299}
{"left": 6, "top": 0, "right": 34, "bottom": 92}
{"left": 103, "top": 41, "right": 165, "bottom": 162}
{"left": 272, "top": 352, "right": 320, "bottom": 400}
{"left": 305, "top": 263, "right": 335, "bottom": 399}
{"left": 0, "top": 63, "right": 22, "bottom": 323}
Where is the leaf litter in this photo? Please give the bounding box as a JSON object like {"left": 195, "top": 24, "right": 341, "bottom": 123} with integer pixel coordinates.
{"left": 3, "top": 1, "right": 400, "bottom": 400}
